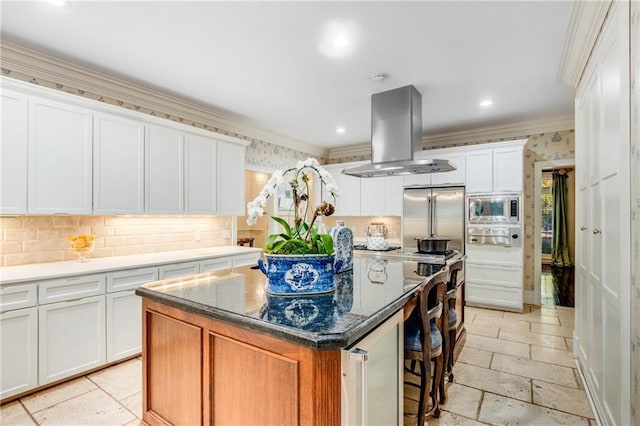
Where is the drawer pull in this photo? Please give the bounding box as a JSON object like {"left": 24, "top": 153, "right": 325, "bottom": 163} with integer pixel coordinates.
{"left": 580, "top": 226, "right": 587, "bottom": 231}
{"left": 592, "top": 228, "right": 601, "bottom": 235}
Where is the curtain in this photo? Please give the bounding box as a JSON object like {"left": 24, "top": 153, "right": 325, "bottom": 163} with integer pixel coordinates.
{"left": 551, "top": 170, "right": 572, "bottom": 267}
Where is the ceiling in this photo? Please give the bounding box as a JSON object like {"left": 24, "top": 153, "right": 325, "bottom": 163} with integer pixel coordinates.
{"left": 0, "top": 1, "right": 576, "bottom": 152}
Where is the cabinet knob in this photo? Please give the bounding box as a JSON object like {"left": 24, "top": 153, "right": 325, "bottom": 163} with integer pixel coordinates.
{"left": 580, "top": 226, "right": 587, "bottom": 231}
{"left": 592, "top": 228, "right": 601, "bottom": 235}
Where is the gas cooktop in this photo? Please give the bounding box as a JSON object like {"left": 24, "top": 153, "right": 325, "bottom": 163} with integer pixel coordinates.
{"left": 355, "top": 247, "right": 459, "bottom": 265}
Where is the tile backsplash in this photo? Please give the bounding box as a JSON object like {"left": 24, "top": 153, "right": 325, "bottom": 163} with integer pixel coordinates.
{"left": 323, "top": 216, "right": 401, "bottom": 241}
{"left": 0, "top": 215, "right": 232, "bottom": 267}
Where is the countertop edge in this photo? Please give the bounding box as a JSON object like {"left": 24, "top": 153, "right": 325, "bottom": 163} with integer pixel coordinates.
{"left": 0, "top": 246, "right": 263, "bottom": 285}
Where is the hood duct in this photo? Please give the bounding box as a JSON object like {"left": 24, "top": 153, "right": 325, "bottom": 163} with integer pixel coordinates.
{"left": 342, "top": 85, "right": 455, "bottom": 178}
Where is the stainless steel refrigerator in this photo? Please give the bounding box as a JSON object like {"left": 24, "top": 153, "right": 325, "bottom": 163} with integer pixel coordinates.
{"left": 402, "top": 186, "right": 466, "bottom": 253}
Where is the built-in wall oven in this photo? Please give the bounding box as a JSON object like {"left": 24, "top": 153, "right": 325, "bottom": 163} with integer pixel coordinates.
{"left": 467, "top": 193, "right": 522, "bottom": 247}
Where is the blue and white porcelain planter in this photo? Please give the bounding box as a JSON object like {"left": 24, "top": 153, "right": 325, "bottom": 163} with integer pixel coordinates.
{"left": 259, "top": 292, "right": 336, "bottom": 331}
{"left": 258, "top": 254, "right": 336, "bottom": 295}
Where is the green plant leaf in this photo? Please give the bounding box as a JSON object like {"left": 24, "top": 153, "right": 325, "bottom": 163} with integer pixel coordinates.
{"left": 271, "top": 216, "right": 292, "bottom": 236}
{"left": 320, "top": 234, "right": 334, "bottom": 255}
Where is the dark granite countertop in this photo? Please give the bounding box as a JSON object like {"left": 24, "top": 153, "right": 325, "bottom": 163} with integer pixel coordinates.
{"left": 136, "top": 252, "right": 462, "bottom": 350}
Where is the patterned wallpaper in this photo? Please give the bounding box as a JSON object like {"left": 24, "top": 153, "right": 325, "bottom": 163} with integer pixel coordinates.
{"left": 630, "top": 1, "right": 639, "bottom": 422}
{"left": 245, "top": 139, "right": 325, "bottom": 170}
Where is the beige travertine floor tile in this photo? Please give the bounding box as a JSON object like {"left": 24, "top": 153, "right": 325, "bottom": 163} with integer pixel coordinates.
{"left": 531, "top": 322, "right": 574, "bottom": 338}
{"left": 0, "top": 401, "right": 36, "bottom": 425}
{"left": 503, "top": 311, "right": 561, "bottom": 325}
{"left": 452, "top": 362, "right": 531, "bottom": 402}
{"left": 465, "top": 334, "right": 530, "bottom": 358}
{"left": 464, "top": 307, "right": 504, "bottom": 319}
{"left": 123, "top": 421, "right": 140, "bottom": 426}
{"left": 121, "top": 391, "right": 142, "bottom": 418}
{"left": 20, "top": 377, "right": 97, "bottom": 413}
{"left": 566, "top": 337, "right": 574, "bottom": 351}
{"left": 33, "top": 389, "right": 135, "bottom": 425}
{"left": 456, "top": 346, "right": 492, "bottom": 369}
{"left": 466, "top": 321, "right": 499, "bottom": 338}
{"left": 498, "top": 327, "right": 567, "bottom": 350}
{"left": 490, "top": 353, "right": 577, "bottom": 388}
{"left": 532, "top": 380, "right": 594, "bottom": 418}
{"left": 439, "top": 383, "right": 482, "bottom": 419}
{"left": 88, "top": 358, "right": 142, "bottom": 401}
{"left": 588, "top": 418, "right": 597, "bottom": 426}
{"left": 478, "top": 393, "right": 590, "bottom": 425}
{"left": 530, "top": 345, "right": 576, "bottom": 368}
{"left": 426, "top": 410, "right": 486, "bottom": 425}
{"left": 472, "top": 315, "right": 530, "bottom": 332}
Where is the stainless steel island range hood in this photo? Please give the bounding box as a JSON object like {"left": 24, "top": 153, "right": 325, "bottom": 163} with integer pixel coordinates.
{"left": 342, "top": 85, "right": 455, "bottom": 178}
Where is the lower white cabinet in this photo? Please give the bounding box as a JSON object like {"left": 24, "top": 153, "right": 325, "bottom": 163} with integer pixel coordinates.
{"left": 0, "top": 307, "right": 37, "bottom": 399}
{"left": 38, "top": 295, "right": 106, "bottom": 384}
{"left": 106, "top": 291, "right": 141, "bottom": 362}
{"left": 159, "top": 261, "right": 200, "bottom": 279}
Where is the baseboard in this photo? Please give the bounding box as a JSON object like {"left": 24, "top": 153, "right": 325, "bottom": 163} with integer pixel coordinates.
{"left": 574, "top": 348, "right": 604, "bottom": 425}
{"left": 523, "top": 290, "right": 536, "bottom": 305}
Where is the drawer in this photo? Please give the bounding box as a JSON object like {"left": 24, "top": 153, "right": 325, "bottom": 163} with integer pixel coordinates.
{"left": 39, "top": 274, "right": 106, "bottom": 305}
{"left": 465, "top": 263, "right": 522, "bottom": 287}
{"left": 466, "top": 245, "right": 523, "bottom": 267}
{"left": 466, "top": 281, "right": 523, "bottom": 312}
{"left": 0, "top": 284, "right": 38, "bottom": 313}
{"left": 232, "top": 253, "right": 260, "bottom": 268}
{"left": 107, "top": 267, "right": 158, "bottom": 293}
{"left": 199, "top": 257, "right": 232, "bottom": 273}
{"left": 158, "top": 261, "right": 200, "bottom": 279}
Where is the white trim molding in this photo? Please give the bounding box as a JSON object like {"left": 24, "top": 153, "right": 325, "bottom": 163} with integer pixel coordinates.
{"left": 558, "top": 1, "right": 612, "bottom": 88}
{"left": 328, "top": 114, "right": 575, "bottom": 160}
{"left": 0, "top": 40, "right": 327, "bottom": 158}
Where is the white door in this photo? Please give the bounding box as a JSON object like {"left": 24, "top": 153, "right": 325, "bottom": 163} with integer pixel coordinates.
{"left": 28, "top": 97, "right": 93, "bottom": 214}
{"left": 106, "top": 291, "right": 141, "bottom": 361}
{"left": 39, "top": 295, "right": 106, "bottom": 384}
{"left": 0, "top": 89, "right": 28, "bottom": 214}
{"left": 0, "top": 307, "right": 37, "bottom": 399}
{"left": 216, "top": 141, "right": 245, "bottom": 215}
{"left": 185, "top": 133, "right": 217, "bottom": 214}
{"left": 465, "top": 150, "right": 493, "bottom": 193}
{"left": 93, "top": 113, "right": 145, "bottom": 214}
{"left": 145, "top": 124, "right": 184, "bottom": 214}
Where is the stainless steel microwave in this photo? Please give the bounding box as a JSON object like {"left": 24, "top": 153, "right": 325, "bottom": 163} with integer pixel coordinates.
{"left": 468, "top": 193, "right": 520, "bottom": 224}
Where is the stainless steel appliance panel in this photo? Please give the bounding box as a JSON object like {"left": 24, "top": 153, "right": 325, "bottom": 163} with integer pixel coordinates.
{"left": 402, "top": 186, "right": 465, "bottom": 253}
{"left": 467, "top": 225, "right": 522, "bottom": 247}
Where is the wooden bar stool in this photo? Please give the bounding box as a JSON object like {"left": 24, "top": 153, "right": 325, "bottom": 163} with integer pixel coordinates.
{"left": 237, "top": 237, "right": 255, "bottom": 247}
{"left": 404, "top": 269, "right": 448, "bottom": 425}
{"left": 440, "top": 259, "right": 464, "bottom": 401}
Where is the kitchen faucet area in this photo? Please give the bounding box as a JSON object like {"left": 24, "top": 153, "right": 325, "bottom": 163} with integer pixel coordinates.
{"left": 1, "top": 1, "right": 638, "bottom": 425}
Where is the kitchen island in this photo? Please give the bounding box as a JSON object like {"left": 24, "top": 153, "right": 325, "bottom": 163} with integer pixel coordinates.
{"left": 136, "top": 251, "right": 465, "bottom": 425}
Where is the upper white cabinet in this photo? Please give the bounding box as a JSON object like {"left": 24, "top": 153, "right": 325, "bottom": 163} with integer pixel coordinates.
{"left": 361, "top": 176, "right": 404, "bottom": 216}
{"left": 145, "top": 124, "right": 184, "bottom": 214}
{"left": 465, "top": 150, "right": 493, "bottom": 193}
{"left": 93, "top": 113, "right": 145, "bottom": 214}
{"left": 216, "top": 141, "right": 245, "bottom": 215}
{"left": 323, "top": 164, "right": 362, "bottom": 216}
{"left": 28, "top": 97, "right": 93, "bottom": 214}
{"left": 1, "top": 89, "right": 28, "bottom": 215}
{"left": 465, "top": 141, "right": 525, "bottom": 193}
{"left": 185, "top": 133, "right": 217, "bottom": 215}
{"left": 430, "top": 152, "right": 466, "bottom": 185}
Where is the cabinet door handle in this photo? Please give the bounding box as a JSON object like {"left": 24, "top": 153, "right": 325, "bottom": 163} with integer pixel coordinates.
{"left": 592, "top": 228, "right": 601, "bottom": 235}
{"left": 580, "top": 226, "right": 587, "bottom": 231}
{"left": 349, "top": 348, "right": 368, "bottom": 425}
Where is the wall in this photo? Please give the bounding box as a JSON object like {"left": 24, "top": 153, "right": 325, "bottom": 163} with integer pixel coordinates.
{"left": 323, "top": 216, "right": 401, "bottom": 242}
{"left": 0, "top": 216, "right": 231, "bottom": 267}
{"left": 630, "top": 1, "right": 639, "bottom": 422}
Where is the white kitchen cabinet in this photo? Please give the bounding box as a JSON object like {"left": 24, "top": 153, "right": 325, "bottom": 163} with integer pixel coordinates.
{"left": 38, "top": 274, "right": 105, "bottom": 305}
{"left": 383, "top": 176, "right": 404, "bottom": 216}
{"left": 159, "top": 261, "right": 200, "bottom": 279}
{"left": 0, "top": 89, "right": 28, "bottom": 215}
{"left": 574, "top": 3, "right": 631, "bottom": 424}
{"left": 200, "top": 257, "right": 233, "bottom": 272}
{"left": 465, "top": 150, "right": 493, "bottom": 193}
{"left": 0, "top": 307, "right": 37, "bottom": 399}
{"left": 145, "top": 124, "right": 184, "bottom": 214}
{"left": 28, "top": 96, "right": 93, "bottom": 214}
{"left": 360, "top": 178, "right": 384, "bottom": 216}
{"left": 106, "top": 290, "right": 141, "bottom": 362}
{"left": 107, "top": 267, "right": 158, "bottom": 293}
{"left": 185, "top": 133, "right": 217, "bottom": 214}
{"left": 430, "top": 152, "right": 466, "bottom": 185}
{"left": 340, "top": 174, "right": 361, "bottom": 216}
{"left": 93, "top": 113, "right": 145, "bottom": 214}
{"left": 493, "top": 146, "right": 523, "bottom": 192}
{"left": 39, "top": 295, "right": 106, "bottom": 384}
{"left": 216, "top": 141, "right": 245, "bottom": 215}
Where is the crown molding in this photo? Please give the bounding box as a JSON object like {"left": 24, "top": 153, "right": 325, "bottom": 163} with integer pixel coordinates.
{"left": 557, "top": 0, "right": 612, "bottom": 88}
{"left": 0, "top": 40, "right": 327, "bottom": 158}
{"left": 328, "top": 114, "right": 575, "bottom": 160}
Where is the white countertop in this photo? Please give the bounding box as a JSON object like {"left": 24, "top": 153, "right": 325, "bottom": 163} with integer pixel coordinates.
{"left": 0, "top": 246, "right": 263, "bottom": 285}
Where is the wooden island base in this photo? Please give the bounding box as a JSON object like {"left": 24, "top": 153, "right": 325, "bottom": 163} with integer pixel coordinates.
{"left": 140, "top": 299, "right": 341, "bottom": 426}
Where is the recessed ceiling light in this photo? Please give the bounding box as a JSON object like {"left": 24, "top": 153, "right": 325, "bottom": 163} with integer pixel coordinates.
{"left": 480, "top": 99, "right": 493, "bottom": 107}
{"left": 42, "top": 0, "right": 68, "bottom": 6}
{"left": 333, "top": 36, "right": 349, "bottom": 48}
{"left": 336, "top": 126, "right": 346, "bottom": 134}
